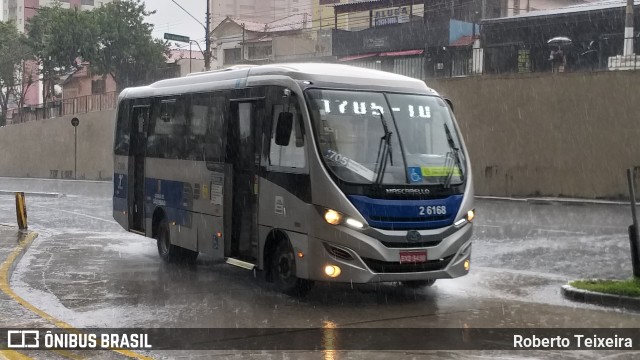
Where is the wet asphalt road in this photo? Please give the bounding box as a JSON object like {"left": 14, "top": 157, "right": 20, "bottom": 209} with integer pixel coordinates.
{"left": 0, "top": 177, "right": 639, "bottom": 359}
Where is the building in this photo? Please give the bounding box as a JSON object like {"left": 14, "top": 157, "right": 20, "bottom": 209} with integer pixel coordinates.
{"left": 502, "top": 0, "right": 596, "bottom": 17}
{"left": 330, "top": 0, "right": 486, "bottom": 78}
{"left": 211, "top": 13, "right": 313, "bottom": 69}
{"left": 2, "top": 0, "right": 110, "bottom": 32}
{"left": 1, "top": 0, "right": 113, "bottom": 108}
{"left": 211, "top": 0, "right": 313, "bottom": 26}
{"left": 481, "top": 0, "right": 640, "bottom": 74}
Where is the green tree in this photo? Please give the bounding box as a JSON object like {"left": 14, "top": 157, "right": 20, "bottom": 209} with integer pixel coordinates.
{"left": 91, "top": 0, "right": 169, "bottom": 91}
{"left": 0, "top": 20, "right": 34, "bottom": 126}
{"left": 26, "top": 2, "right": 97, "bottom": 106}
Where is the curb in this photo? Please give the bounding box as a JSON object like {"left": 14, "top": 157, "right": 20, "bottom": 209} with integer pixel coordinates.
{"left": 0, "top": 230, "right": 39, "bottom": 288}
{"left": 0, "top": 190, "right": 64, "bottom": 198}
{"left": 476, "top": 196, "right": 629, "bottom": 206}
{"left": 561, "top": 284, "right": 640, "bottom": 311}
{"left": 0, "top": 227, "right": 152, "bottom": 359}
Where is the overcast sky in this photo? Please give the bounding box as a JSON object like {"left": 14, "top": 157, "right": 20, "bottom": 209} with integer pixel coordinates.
{"left": 146, "top": 0, "right": 207, "bottom": 48}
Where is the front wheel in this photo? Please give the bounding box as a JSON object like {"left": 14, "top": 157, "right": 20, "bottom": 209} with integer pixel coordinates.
{"left": 270, "top": 240, "right": 313, "bottom": 296}
{"left": 155, "top": 219, "right": 181, "bottom": 262}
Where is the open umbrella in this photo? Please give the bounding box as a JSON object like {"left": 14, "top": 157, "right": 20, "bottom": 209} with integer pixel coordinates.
{"left": 547, "top": 36, "right": 572, "bottom": 46}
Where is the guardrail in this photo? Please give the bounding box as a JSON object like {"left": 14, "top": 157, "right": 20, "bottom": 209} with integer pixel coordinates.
{"left": 6, "top": 92, "right": 118, "bottom": 125}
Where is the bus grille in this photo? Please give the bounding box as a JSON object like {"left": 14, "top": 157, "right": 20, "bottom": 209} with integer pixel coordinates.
{"left": 380, "top": 240, "right": 442, "bottom": 248}
{"left": 362, "top": 255, "right": 454, "bottom": 273}
{"left": 369, "top": 215, "right": 449, "bottom": 222}
{"left": 324, "top": 245, "right": 354, "bottom": 261}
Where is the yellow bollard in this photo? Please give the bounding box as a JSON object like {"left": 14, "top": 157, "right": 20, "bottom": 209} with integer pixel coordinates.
{"left": 15, "top": 192, "right": 27, "bottom": 230}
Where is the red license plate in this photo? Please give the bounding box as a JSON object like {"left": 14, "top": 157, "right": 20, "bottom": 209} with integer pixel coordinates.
{"left": 399, "top": 251, "right": 427, "bottom": 264}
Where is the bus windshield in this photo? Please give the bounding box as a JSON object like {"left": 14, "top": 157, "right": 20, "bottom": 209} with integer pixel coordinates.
{"left": 306, "top": 89, "right": 465, "bottom": 186}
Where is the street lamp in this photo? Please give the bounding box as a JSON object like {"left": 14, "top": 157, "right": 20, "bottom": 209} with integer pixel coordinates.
{"left": 170, "top": 0, "right": 212, "bottom": 70}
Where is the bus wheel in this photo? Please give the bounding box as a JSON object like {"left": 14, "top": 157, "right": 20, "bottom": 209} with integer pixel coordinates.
{"left": 271, "top": 240, "right": 313, "bottom": 296}
{"left": 156, "top": 219, "right": 180, "bottom": 262}
{"left": 400, "top": 280, "right": 436, "bottom": 288}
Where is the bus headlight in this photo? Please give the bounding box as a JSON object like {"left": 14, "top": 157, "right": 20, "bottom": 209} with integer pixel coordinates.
{"left": 345, "top": 218, "right": 364, "bottom": 229}
{"left": 324, "top": 209, "right": 342, "bottom": 225}
{"left": 322, "top": 208, "right": 366, "bottom": 229}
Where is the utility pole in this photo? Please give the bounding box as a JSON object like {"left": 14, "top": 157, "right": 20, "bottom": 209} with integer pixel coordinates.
{"left": 205, "top": 0, "right": 211, "bottom": 70}
{"left": 623, "top": 0, "right": 635, "bottom": 56}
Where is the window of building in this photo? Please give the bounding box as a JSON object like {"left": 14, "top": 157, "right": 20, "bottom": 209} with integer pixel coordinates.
{"left": 248, "top": 46, "right": 271, "bottom": 59}
{"left": 81, "top": 0, "right": 95, "bottom": 5}
{"left": 224, "top": 48, "right": 242, "bottom": 64}
{"left": 91, "top": 79, "right": 106, "bottom": 94}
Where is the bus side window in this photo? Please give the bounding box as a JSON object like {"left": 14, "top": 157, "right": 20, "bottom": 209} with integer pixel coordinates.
{"left": 148, "top": 97, "right": 189, "bottom": 159}
{"left": 269, "top": 97, "right": 305, "bottom": 169}
{"left": 114, "top": 100, "right": 130, "bottom": 155}
{"left": 190, "top": 93, "right": 226, "bottom": 163}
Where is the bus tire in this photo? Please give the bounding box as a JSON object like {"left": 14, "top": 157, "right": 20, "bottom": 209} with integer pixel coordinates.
{"left": 400, "top": 279, "right": 436, "bottom": 288}
{"left": 156, "top": 219, "right": 180, "bottom": 262}
{"left": 270, "top": 240, "right": 313, "bottom": 296}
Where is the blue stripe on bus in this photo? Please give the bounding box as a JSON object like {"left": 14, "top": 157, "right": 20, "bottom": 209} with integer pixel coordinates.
{"left": 113, "top": 174, "right": 192, "bottom": 227}
{"left": 347, "top": 194, "right": 463, "bottom": 230}
{"left": 113, "top": 173, "right": 127, "bottom": 198}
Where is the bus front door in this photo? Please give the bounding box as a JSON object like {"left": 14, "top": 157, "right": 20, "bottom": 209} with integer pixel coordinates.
{"left": 129, "top": 105, "right": 149, "bottom": 233}
{"left": 226, "top": 100, "right": 261, "bottom": 262}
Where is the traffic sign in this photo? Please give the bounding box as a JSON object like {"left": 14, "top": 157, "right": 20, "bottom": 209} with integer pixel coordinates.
{"left": 164, "top": 33, "right": 190, "bottom": 43}
{"left": 71, "top": 117, "right": 79, "bottom": 127}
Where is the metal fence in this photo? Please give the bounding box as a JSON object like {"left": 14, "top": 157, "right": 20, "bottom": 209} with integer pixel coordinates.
{"left": 6, "top": 92, "right": 118, "bottom": 124}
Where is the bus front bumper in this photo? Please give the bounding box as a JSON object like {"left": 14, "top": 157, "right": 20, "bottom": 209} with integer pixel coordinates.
{"left": 303, "top": 223, "right": 473, "bottom": 283}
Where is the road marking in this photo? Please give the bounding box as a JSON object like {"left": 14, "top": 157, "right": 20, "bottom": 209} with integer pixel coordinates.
{"left": 0, "top": 350, "right": 32, "bottom": 360}
{"left": 0, "top": 231, "right": 152, "bottom": 360}
{"left": 28, "top": 204, "right": 118, "bottom": 225}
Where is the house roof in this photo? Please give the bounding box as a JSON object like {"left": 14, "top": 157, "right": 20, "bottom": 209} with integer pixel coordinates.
{"left": 215, "top": 13, "right": 312, "bottom": 34}
{"left": 168, "top": 49, "right": 205, "bottom": 62}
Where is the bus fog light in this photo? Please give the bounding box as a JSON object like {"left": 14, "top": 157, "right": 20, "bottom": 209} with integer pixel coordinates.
{"left": 324, "top": 265, "right": 341, "bottom": 278}
{"left": 345, "top": 218, "right": 364, "bottom": 229}
{"left": 324, "top": 209, "right": 342, "bottom": 225}
{"left": 464, "top": 259, "right": 470, "bottom": 271}
{"left": 466, "top": 209, "right": 475, "bottom": 222}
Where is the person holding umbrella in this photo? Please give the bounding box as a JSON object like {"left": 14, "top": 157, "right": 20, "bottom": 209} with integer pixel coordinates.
{"left": 548, "top": 36, "right": 571, "bottom": 72}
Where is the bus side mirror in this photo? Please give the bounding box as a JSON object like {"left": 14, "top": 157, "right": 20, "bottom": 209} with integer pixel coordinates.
{"left": 445, "top": 98, "right": 454, "bottom": 112}
{"left": 275, "top": 112, "right": 294, "bottom": 146}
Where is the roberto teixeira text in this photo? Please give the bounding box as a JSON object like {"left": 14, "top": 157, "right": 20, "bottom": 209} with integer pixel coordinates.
{"left": 6, "top": 330, "right": 152, "bottom": 349}
{"left": 513, "top": 334, "right": 633, "bottom": 349}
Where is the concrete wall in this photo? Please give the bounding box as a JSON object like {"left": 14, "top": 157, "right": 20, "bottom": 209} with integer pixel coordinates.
{"left": 1, "top": 70, "right": 639, "bottom": 198}
{"left": 0, "top": 110, "right": 115, "bottom": 181}
{"left": 429, "top": 70, "right": 640, "bottom": 199}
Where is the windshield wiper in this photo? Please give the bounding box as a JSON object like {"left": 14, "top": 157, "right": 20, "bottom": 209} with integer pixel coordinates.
{"left": 443, "top": 123, "right": 465, "bottom": 188}
{"left": 374, "top": 113, "right": 393, "bottom": 185}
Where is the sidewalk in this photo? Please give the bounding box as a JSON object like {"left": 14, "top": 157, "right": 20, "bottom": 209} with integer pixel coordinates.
{"left": 0, "top": 225, "right": 49, "bottom": 329}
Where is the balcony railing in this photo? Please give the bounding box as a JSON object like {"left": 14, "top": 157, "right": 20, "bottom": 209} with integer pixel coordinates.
{"left": 6, "top": 92, "right": 118, "bottom": 125}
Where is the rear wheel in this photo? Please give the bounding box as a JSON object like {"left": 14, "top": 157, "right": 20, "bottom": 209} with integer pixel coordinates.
{"left": 155, "top": 219, "right": 181, "bottom": 262}
{"left": 400, "top": 280, "right": 436, "bottom": 288}
{"left": 270, "top": 240, "right": 313, "bottom": 296}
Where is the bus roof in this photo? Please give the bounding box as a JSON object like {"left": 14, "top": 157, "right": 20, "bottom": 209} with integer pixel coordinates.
{"left": 121, "top": 63, "right": 436, "bottom": 99}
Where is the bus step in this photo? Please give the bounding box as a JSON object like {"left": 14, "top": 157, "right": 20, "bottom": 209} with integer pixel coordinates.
{"left": 226, "top": 258, "right": 255, "bottom": 270}
{"left": 130, "top": 229, "right": 145, "bottom": 236}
